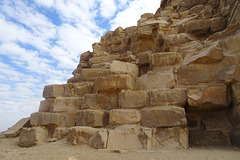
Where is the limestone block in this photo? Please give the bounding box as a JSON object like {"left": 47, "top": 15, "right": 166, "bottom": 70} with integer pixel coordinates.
{"left": 52, "top": 97, "right": 82, "bottom": 112}
{"left": 82, "top": 93, "right": 118, "bottom": 110}
{"left": 209, "top": 17, "right": 226, "bottom": 33}
{"left": 52, "top": 127, "right": 69, "bottom": 140}
{"left": 177, "top": 64, "right": 219, "bottom": 85}
{"left": 67, "top": 126, "right": 97, "bottom": 145}
{"left": 107, "top": 130, "right": 144, "bottom": 150}
{"left": 219, "top": 65, "right": 240, "bottom": 84}
{"left": 110, "top": 61, "right": 139, "bottom": 78}
{"left": 80, "top": 51, "right": 92, "bottom": 62}
{"left": 92, "top": 43, "right": 107, "bottom": 57}
{"left": 189, "top": 130, "right": 231, "bottom": 146}
{"left": 88, "top": 130, "right": 108, "bottom": 149}
{"left": 152, "top": 127, "right": 189, "bottom": 149}
{"left": 43, "top": 85, "right": 64, "bottom": 98}
{"left": 130, "top": 38, "right": 154, "bottom": 54}
{"left": 89, "top": 55, "right": 119, "bottom": 65}
{"left": 184, "top": 43, "right": 223, "bottom": 64}
{"left": 109, "top": 109, "right": 141, "bottom": 125}
{"left": 184, "top": 19, "right": 210, "bottom": 35}
{"left": 19, "top": 127, "right": 48, "bottom": 147}
{"left": 136, "top": 67, "right": 175, "bottom": 91}
{"left": 219, "top": 31, "right": 240, "bottom": 53}
{"left": 164, "top": 33, "right": 195, "bottom": 46}
{"left": 139, "top": 50, "right": 152, "bottom": 65}
{"left": 119, "top": 91, "right": 147, "bottom": 109}
{"left": 151, "top": 52, "right": 182, "bottom": 67}
{"left": 3, "top": 118, "right": 29, "bottom": 138}
{"left": 30, "top": 112, "right": 76, "bottom": 127}
{"left": 138, "top": 25, "right": 153, "bottom": 37}
{"left": 80, "top": 68, "right": 108, "bottom": 81}
{"left": 38, "top": 99, "right": 54, "bottom": 112}
{"left": 149, "top": 89, "right": 186, "bottom": 107}
{"left": 64, "top": 82, "right": 93, "bottom": 97}
{"left": 187, "top": 84, "right": 230, "bottom": 112}
{"left": 76, "top": 110, "right": 109, "bottom": 127}
{"left": 94, "top": 74, "right": 135, "bottom": 93}
{"left": 141, "top": 106, "right": 187, "bottom": 128}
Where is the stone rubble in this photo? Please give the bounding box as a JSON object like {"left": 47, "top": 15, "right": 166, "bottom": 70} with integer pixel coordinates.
{"left": 15, "top": 0, "right": 240, "bottom": 149}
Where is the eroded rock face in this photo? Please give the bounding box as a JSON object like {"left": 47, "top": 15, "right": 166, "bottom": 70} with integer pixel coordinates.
{"left": 17, "top": 0, "right": 240, "bottom": 149}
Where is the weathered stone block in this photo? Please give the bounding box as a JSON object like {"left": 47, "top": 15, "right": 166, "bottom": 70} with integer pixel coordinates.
{"left": 89, "top": 55, "right": 119, "bottom": 65}
{"left": 52, "top": 97, "right": 82, "bottom": 112}
{"left": 141, "top": 106, "right": 187, "bottom": 128}
{"left": 110, "top": 61, "right": 139, "bottom": 78}
{"left": 94, "top": 74, "right": 135, "bottom": 93}
{"left": 88, "top": 130, "right": 108, "bottom": 149}
{"left": 231, "top": 82, "right": 240, "bottom": 124}
{"left": 76, "top": 110, "right": 109, "bottom": 127}
{"left": 3, "top": 118, "right": 29, "bottom": 138}
{"left": 82, "top": 93, "right": 118, "bottom": 110}
{"left": 149, "top": 89, "right": 186, "bottom": 107}
{"left": 30, "top": 112, "right": 76, "bottom": 127}
{"left": 38, "top": 99, "right": 54, "bottom": 112}
{"left": 19, "top": 127, "right": 48, "bottom": 147}
{"left": 43, "top": 85, "right": 64, "bottom": 98}
{"left": 64, "top": 82, "right": 93, "bottom": 97}
{"left": 189, "top": 130, "right": 231, "bottom": 146}
{"left": 187, "top": 84, "right": 230, "bottom": 112}
{"left": 67, "top": 126, "right": 97, "bottom": 145}
{"left": 139, "top": 50, "right": 152, "bottom": 65}
{"left": 119, "top": 91, "right": 147, "bottom": 109}
{"left": 151, "top": 52, "right": 182, "bottom": 67}
{"left": 219, "top": 65, "right": 240, "bottom": 84}
{"left": 52, "top": 127, "right": 69, "bottom": 140}
{"left": 152, "top": 127, "right": 188, "bottom": 149}
{"left": 109, "top": 109, "right": 141, "bottom": 125}
{"left": 136, "top": 67, "right": 175, "bottom": 91}
{"left": 80, "top": 68, "right": 108, "bottom": 81}
{"left": 107, "top": 130, "right": 144, "bottom": 150}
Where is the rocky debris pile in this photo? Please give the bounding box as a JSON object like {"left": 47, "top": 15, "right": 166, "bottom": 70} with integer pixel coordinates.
{"left": 12, "top": 0, "right": 240, "bottom": 149}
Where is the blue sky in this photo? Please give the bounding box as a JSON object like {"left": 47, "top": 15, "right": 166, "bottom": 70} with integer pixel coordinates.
{"left": 0, "top": 0, "right": 160, "bottom": 132}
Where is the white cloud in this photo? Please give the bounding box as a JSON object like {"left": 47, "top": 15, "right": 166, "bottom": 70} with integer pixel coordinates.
{"left": 110, "top": 0, "right": 160, "bottom": 30}
{"left": 98, "top": 0, "right": 117, "bottom": 19}
{"left": 34, "top": 0, "right": 55, "bottom": 8}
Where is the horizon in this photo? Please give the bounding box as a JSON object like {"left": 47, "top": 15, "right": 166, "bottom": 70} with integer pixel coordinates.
{"left": 0, "top": 0, "right": 161, "bottom": 132}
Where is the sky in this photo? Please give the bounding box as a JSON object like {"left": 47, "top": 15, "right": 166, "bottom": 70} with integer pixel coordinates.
{"left": 0, "top": 0, "right": 161, "bottom": 132}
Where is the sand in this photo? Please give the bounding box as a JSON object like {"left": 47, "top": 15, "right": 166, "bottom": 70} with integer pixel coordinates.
{"left": 0, "top": 138, "right": 239, "bottom": 160}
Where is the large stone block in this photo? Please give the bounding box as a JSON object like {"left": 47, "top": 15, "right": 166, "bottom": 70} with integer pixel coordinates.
{"left": 52, "top": 97, "right": 82, "bottom": 112}
{"left": 30, "top": 112, "right": 76, "bottom": 127}
{"left": 82, "top": 93, "right": 118, "bottom": 110}
{"left": 152, "top": 127, "right": 188, "bottom": 149}
{"left": 80, "top": 68, "right": 108, "bottom": 81}
{"left": 149, "top": 89, "right": 186, "bottom": 107}
{"left": 43, "top": 85, "right": 64, "bottom": 98}
{"left": 88, "top": 130, "right": 108, "bottom": 149}
{"left": 189, "top": 130, "right": 231, "bottom": 146}
{"left": 76, "top": 110, "right": 109, "bottom": 127}
{"left": 38, "top": 99, "right": 55, "bottom": 112}
{"left": 109, "top": 61, "right": 139, "bottom": 78}
{"left": 177, "top": 64, "right": 219, "bottom": 85}
{"left": 89, "top": 55, "right": 119, "bottom": 65}
{"left": 139, "top": 50, "right": 152, "bottom": 65}
{"left": 141, "top": 106, "right": 187, "bottom": 128}
{"left": 94, "top": 74, "right": 135, "bottom": 93}
{"left": 109, "top": 109, "right": 141, "bottom": 125}
{"left": 19, "top": 127, "right": 48, "bottom": 147}
{"left": 3, "top": 118, "right": 29, "bottom": 138}
{"left": 64, "top": 82, "right": 93, "bottom": 97}
{"left": 136, "top": 67, "right": 175, "bottom": 91}
{"left": 219, "top": 65, "right": 240, "bottom": 84}
{"left": 119, "top": 91, "right": 147, "bottom": 109}
{"left": 107, "top": 130, "right": 144, "bottom": 150}
{"left": 67, "top": 126, "right": 97, "bottom": 145}
{"left": 151, "top": 52, "right": 182, "bottom": 67}
{"left": 231, "top": 82, "right": 240, "bottom": 124}
{"left": 187, "top": 84, "right": 230, "bottom": 112}
{"left": 52, "top": 127, "right": 69, "bottom": 140}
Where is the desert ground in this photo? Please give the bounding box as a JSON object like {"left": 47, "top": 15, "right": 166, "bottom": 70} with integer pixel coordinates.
{"left": 0, "top": 137, "right": 239, "bottom": 160}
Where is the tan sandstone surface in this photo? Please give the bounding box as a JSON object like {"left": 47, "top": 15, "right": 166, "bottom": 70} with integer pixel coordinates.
{"left": 0, "top": 138, "right": 239, "bottom": 160}
{"left": 1, "top": 0, "right": 240, "bottom": 158}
